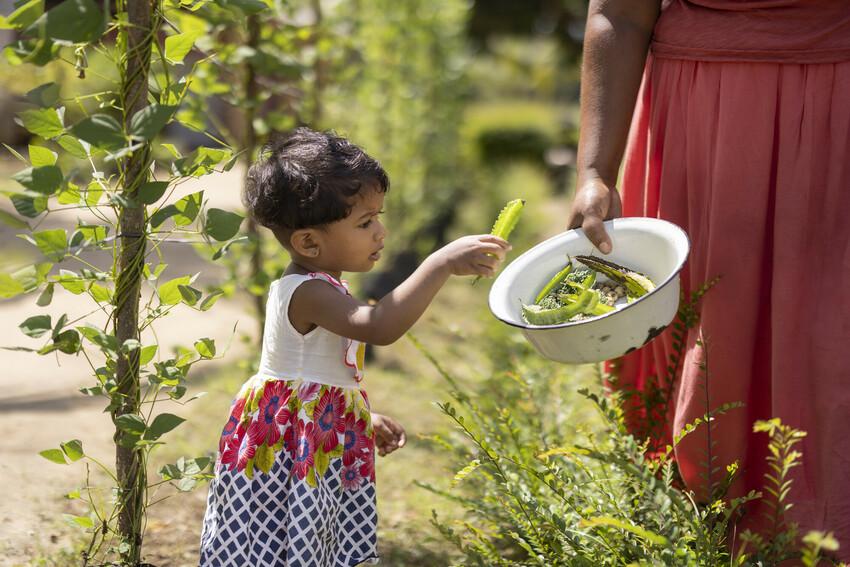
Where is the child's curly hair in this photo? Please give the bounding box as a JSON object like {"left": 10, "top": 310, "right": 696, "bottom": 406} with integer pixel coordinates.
{"left": 243, "top": 127, "right": 389, "bottom": 233}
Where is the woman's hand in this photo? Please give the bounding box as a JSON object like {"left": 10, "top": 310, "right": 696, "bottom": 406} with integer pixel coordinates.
{"left": 431, "top": 234, "right": 511, "bottom": 278}
{"left": 567, "top": 176, "right": 622, "bottom": 254}
{"left": 371, "top": 412, "right": 406, "bottom": 457}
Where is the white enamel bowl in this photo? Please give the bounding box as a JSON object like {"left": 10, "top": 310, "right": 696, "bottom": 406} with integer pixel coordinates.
{"left": 488, "top": 217, "right": 690, "bottom": 364}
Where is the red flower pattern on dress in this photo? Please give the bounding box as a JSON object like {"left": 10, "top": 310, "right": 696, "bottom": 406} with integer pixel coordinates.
{"left": 297, "top": 381, "right": 321, "bottom": 403}
{"left": 342, "top": 412, "right": 369, "bottom": 466}
{"left": 219, "top": 397, "right": 246, "bottom": 453}
{"left": 247, "top": 381, "right": 292, "bottom": 447}
{"left": 220, "top": 422, "right": 256, "bottom": 472}
{"left": 292, "top": 420, "right": 316, "bottom": 480}
{"left": 341, "top": 463, "right": 364, "bottom": 491}
{"left": 313, "top": 387, "right": 346, "bottom": 452}
{"left": 359, "top": 433, "right": 376, "bottom": 482}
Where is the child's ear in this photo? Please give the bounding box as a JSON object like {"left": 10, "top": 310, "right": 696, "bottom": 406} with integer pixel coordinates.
{"left": 290, "top": 228, "right": 320, "bottom": 258}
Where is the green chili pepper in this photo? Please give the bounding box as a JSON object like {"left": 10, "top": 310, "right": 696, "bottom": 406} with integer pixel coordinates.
{"left": 535, "top": 261, "right": 573, "bottom": 305}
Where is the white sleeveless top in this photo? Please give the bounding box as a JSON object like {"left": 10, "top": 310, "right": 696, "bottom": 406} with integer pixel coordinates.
{"left": 254, "top": 273, "right": 364, "bottom": 389}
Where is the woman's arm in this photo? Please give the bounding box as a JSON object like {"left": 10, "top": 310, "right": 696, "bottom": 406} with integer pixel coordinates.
{"left": 291, "top": 235, "right": 510, "bottom": 345}
{"left": 568, "top": 0, "right": 662, "bottom": 253}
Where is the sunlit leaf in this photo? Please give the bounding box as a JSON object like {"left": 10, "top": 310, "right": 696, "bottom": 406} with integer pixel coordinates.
{"left": 31, "top": 228, "right": 67, "bottom": 261}
{"left": 39, "top": 448, "right": 68, "bottom": 465}
{"left": 28, "top": 144, "right": 57, "bottom": 166}
{"left": 18, "top": 107, "right": 63, "bottom": 139}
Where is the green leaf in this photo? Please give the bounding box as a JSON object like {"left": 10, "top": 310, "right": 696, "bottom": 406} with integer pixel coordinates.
{"left": 77, "top": 324, "right": 117, "bottom": 352}
{"left": 36, "top": 282, "right": 54, "bottom": 306}
{"left": 19, "top": 314, "right": 52, "bottom": 338}
{"left": 144, "top": 413, "right": 185, "bottom": 441}
{"left": 173, "top": 191, "right": 203, "bottom": 226}
{"left": 10, "top": 192, "right": 48, "bottom": 218}
{"left": 0, "top": 209, "right": 29, "bottom": 230}
{"left": 40, "top": 448, "right": 68, "bottom": 465}
{"left": 18, "top": 108, "right": 64, "bottom": 139}
{"left": 11, "top": 262, "right": 51, "bottom": 293}
{"left": 199, "top": 290, "right": 224, "bottom": 311}
{"left": 57, "top": 135, "right": 88, "bottom": 158}
{"left": 25, "top": 82, "right": 60, "bottom": 107}
{"left": 194, "top": 338, "right": 215, "bottom": 358}
{"left": 0, "top": 274, "right": 26, "bottom": 298}
{"left": 60, "top": 439, "right": 84, "bottom": 462}
{"left": 12, "top": 165, "right": 63, "bottom": 195}
{"left": 137, "top": 181, "right": 168, "bottom": 204}
{"left": 164, "top": 31, "right": 201, "bottom": 63}
{"left": 32, "top": 228, "right": 67, "bottom": 261}
{"left": 71, "top": 114, "right": 124, "bottom": 151}
{"left": 148, "top": 204, "right": 178, "bottom": 228}
{"left": 49, "top": 329, "right": 81, "bottom": 354}
{"left": 129, "top": 104, "right": 177, "bottom": 140}
{"left": 64, "top": 514, "right": 94, "bottom": 529}
{"left": 83, "top": 182, "right": 102, "bottom": 207}
{"left": 56, "top": 183, "right": 80, "bottom": 205}
{"left": 115, "top": 414, "right": 146, "bottom": 435}
{"left": 140, "top": 344, "right": 158, "bottom": 366}
{"left": 89, "top": 283, "right": 110, "bottom": 303}
{"left": 157, "top": 275, "right": 191, "bottom": 305}
{"left": 204, "top": 208, "right": 244, "bottom": 241}
{"left": 7, "top": 0, "right": 44, "bottom": 29}
{"left": 178, "top": 284, "right": 202, "bottom": 306}
{"left": 57, "top": 269, "right": 87, "bottom": 294}
{"left": 28, "top": 144, "right": 57, "bottom": 166}
{"left": 40, "top": 0, "right": 104, "bottom": 44}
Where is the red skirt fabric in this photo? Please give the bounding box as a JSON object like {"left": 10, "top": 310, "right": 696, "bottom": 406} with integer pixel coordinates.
{"left": 618, "top": 55, "right": 850, "bottom": 556}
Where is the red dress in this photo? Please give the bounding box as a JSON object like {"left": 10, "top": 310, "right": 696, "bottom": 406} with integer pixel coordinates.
{"left": 617, "top": 0, "right": 850, "bottom": 557}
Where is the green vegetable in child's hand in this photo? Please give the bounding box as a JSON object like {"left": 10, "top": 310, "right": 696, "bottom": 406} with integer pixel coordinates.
{"left": 490, "top": 199, "right": 525, "bottom": 241}
{"left": 473, "top": 198, "right": 525, "bottom": 285}
{"left": 574, "top": 255, "right": 655, "bottom": 298}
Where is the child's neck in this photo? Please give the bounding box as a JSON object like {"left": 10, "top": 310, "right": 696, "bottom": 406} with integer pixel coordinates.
{"left": 287, "top": 259, "right": 342, "bottom": 282}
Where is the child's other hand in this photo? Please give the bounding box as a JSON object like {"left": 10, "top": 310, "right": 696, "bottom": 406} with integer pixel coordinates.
{"left": 433, "top": 234, "right": 511, "bottom": 278}
{"left": 371, "top": 412, "right": 406, "bottom": 457}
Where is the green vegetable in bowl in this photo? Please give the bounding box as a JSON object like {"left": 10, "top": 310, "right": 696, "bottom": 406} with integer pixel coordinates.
{"left": 574, "top": 255, "right": 655, "bottom": 298}
{"left": 522, "top": 255, "right": 654, "bottom": 325}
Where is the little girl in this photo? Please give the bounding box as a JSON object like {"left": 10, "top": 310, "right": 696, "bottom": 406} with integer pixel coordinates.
{"left": 199, "top": 128, "right": 510, "bottom": 566}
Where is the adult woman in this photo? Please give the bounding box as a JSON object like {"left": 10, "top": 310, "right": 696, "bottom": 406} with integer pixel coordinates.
{"left": 569, "top": 0, "right": 850, "bottom": 557}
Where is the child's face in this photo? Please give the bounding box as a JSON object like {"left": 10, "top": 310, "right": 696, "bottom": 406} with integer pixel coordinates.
{"left": 318, "top": 186, "right": 386, "bottom": 274}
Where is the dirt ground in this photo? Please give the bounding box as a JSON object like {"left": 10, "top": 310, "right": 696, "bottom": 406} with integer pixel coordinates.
{"left": 0, "top": 163, "right": 259, "bottom": 566}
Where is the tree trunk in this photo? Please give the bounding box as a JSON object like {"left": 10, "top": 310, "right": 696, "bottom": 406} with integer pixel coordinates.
{"left": 114, "top": 1, "right": 155, "bottom": 563}
{"left": 243, "top": 13, "right": 266, "bottom": 341}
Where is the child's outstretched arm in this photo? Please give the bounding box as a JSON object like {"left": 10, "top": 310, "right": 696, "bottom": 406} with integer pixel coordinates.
{"left": 291, "top": 234, "right": 510, "bottom": 345}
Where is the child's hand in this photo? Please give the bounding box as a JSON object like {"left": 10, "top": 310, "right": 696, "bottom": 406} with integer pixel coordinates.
{"left": 432, "top": 234, "right": 511, "bottom": 278}
{"left": 371, "top": 412, "right": 407, "bottom": 457}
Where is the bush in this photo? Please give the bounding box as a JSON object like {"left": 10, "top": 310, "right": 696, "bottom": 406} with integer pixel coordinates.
{"left": 411, "top": 286, "right": 842, "bottom": 566}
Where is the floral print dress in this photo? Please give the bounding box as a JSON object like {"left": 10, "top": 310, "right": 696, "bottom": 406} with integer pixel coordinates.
{"left": 199, "top": 273, "right": 378, "bottom": 566}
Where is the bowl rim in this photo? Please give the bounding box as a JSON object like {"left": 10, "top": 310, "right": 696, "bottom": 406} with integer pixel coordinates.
{"left": 489, "top": 217, "right": 691, "bottom": 330}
